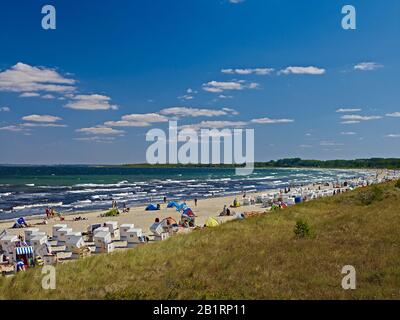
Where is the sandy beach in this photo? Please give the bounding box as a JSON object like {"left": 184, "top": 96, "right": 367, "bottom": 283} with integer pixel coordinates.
{"left": 0, "top": 191, "right": 263, "bottom": 239}
{"left": 0, "top": 168, "right": 386, "bottom": 239}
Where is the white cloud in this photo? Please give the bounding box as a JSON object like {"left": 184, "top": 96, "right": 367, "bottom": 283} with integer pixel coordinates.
{"left": 178, "top": 94, "right": 194, "bottom": 101}
{"left": 229, "top": 0, "right": 245, "bottom": 3}
{"left": 160, "top": 107, "right": 234, "bottom": 118}
{"left": 181, "top": 120, "right": 248, "bottom": 131}
{"left": 41, "top": 94, "right": 56, "bottom": 99}
{"left": 354, "top": 62, "right": 383, "bottom": 71}
{"left": 336, "top": 108, "right": 362, "bottom": 113}
{"left": 121, "top": 113, "right": 168, "bottom": 123}
{"left": 0, "top": 125, "right": 25, "bottom": 132}
{"left": 75, "top": 136, "right": 116, "bottom": 143}
{"left": 218, "top": 95, "right": 233, "bottom": 99}
{"left": 22, "top": 114, "right": 62, "bottom": 123}
{"left": 0, "top": 107, "right": 10, "bottom": 112}
{"left": 222, "top": 107, "right": 239, "bottom": 115}
{"left": 202, "top": 80, "right": 259, "bottom": 93}
{"left": 221, "top": 68, "right": 274, "bottom": 75}
{"left": 279, "top": 66, "right": 326, "bottom": 75}
{"left": 341, "top": 132, "right": 356, "bottom": 135}
{"left": 0, "top": 62, "right": 76, "bottom": 93}
{"left": 341, "top": 115, "right": 382, "bottom": 121}
{"left": 320, "top": 141, "right": 344, "bottom": 146}
{"left": 251, "top": 117, "right": 294, "bottom": 124}
{"left": 76, "top": 126, "right": 124, "bottom": 135}
{"left": 19, "top": 92, "right": 40, "bottom": 98}
{"left": 65, "top": 94, "right": 118, "bottom": 111}
{"left": 341, "top": 121, "right": 360, "bottom": 124}
{"left": 386, "top": 112, "right": 400, "bottom": 118}
{"left": 104, "top": 120, "right": 151, "bottom": 127}
{"left": 21, "top": 123, "right": 67, "bottom": 128}
{"left": 385, "top": 134, "right": 400, "bottom": 138}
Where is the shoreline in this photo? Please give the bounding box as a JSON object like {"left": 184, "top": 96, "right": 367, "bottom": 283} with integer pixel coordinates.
{"left": 0, "top": 168, "right": 388, "bottom": 238}
{"left": 0, "top": 167, "right": 379, "bottom": 224}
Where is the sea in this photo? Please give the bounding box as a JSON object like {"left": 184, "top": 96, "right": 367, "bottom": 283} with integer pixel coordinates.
{"left": 0, "top": 166, "right": 374, "bottom": 220}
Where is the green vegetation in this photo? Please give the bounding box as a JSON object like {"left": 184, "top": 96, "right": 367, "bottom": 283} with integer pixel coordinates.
{"left": 100, "top": 208, "right": 119, "bottom": 217}
{"left": 294, "top": 220, "right": 312, "bottom": 238}
{"left": 357, "top": 186, "right": 384, "bottom": 206}
{"left": 1, "top": 181, "right": 400, "bottom": 299}
{"left": 395, "top": 180, "right": 400, "bottom": 189}
{"left": 119, "top": 158, "right": 400, "bottom": 169}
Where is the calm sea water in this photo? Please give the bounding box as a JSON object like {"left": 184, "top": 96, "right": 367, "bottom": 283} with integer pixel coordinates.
{"left": 0, "top": 166, "right": 372, "bottom": 220}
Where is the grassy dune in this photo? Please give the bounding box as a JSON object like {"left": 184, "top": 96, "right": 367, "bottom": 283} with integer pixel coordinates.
{"left": 1, "top": 181, "right": 400, "bottom": 299}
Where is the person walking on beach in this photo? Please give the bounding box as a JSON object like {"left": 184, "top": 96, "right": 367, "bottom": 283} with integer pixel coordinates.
{"left": 194, "top": 198, "right": 198, "bottom": 206}
{"left": 163, "top": 196, "right": 167, "bottom": 204}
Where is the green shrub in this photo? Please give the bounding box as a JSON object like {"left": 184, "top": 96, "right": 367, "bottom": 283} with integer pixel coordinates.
{"left": 101, "top": 208, "right": 119, "bottom": 217}
{"left": 294, "top": 220, "right": 311, "bottom": 238}
{"left": 395, "top": 180, "right": 400, "bottom": 189}
{"left": 358, "top": 186, "right": 383, "bottom": 205}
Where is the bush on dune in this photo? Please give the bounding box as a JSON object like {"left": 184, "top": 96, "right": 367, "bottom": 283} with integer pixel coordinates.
{"left": 357, "top": 186, "right": 384, "bottom": 206}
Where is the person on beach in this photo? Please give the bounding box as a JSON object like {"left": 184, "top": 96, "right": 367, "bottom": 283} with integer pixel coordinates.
{"left": 163, "top": 196, "right": 167, "bottom": 204}
{"left": 45, "top": 207, "right": 50, "bottom": 219}
{"left": 16, "top": 259, "right": 25, "bottom": 272}
{"left": 194, "top": 198, "right": 198, "bottom": 206}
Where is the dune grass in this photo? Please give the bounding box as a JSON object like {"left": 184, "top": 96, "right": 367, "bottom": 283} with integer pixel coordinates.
{"left": 1, "top": 181, "right": 400, "bottom": 300}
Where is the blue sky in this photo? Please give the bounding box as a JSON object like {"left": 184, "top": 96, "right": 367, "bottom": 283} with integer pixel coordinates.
{"left": 0, "top": 0, "right": 399, "bottom": 164}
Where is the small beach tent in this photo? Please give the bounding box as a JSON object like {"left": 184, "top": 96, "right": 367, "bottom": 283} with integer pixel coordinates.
{"left": 205, "top": 217, "right": 219, "bottom": 228}
{"left": 175, "top": 202, "right": 187, "bottom": 212}
{"left": 145, "top": 204, "right": 159, "bottom": 211}
{"left": 12, "top": 217, "right": 28, "bottom": 228}
{"left": 167, "top": 201, "right": 178, "bottom": 208}
{"left": 182, "top": 208, "right": 195, "bottom": 217}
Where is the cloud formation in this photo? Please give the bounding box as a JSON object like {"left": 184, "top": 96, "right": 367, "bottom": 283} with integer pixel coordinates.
{"left": 251, "top": 117, "right": 294, "bottom": 124}
{"left": 22, "top": 114, "right": 62, "bottom": 123}
{"left": 0, "top": 62, "right": 76, "bottom": 93}
{"left": 65, "top": 94, "right": 118, "bottom": 111}
{"left": 279, "top": 66, "right": 326, "bottom": 75}
{"left": 221, "top": 68, "right": 274, "bottom": 75}
{"left": 354, "top": 62, "right": 383, "bottom": 71}
{"left": 336, "top": 108, "right": 362, "bottom": 113}
{"left": 76, "top": 126, "right": 124, "bottom": 135}
{"left": 202, "top": 80, "right": 259, "bottom": 93}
